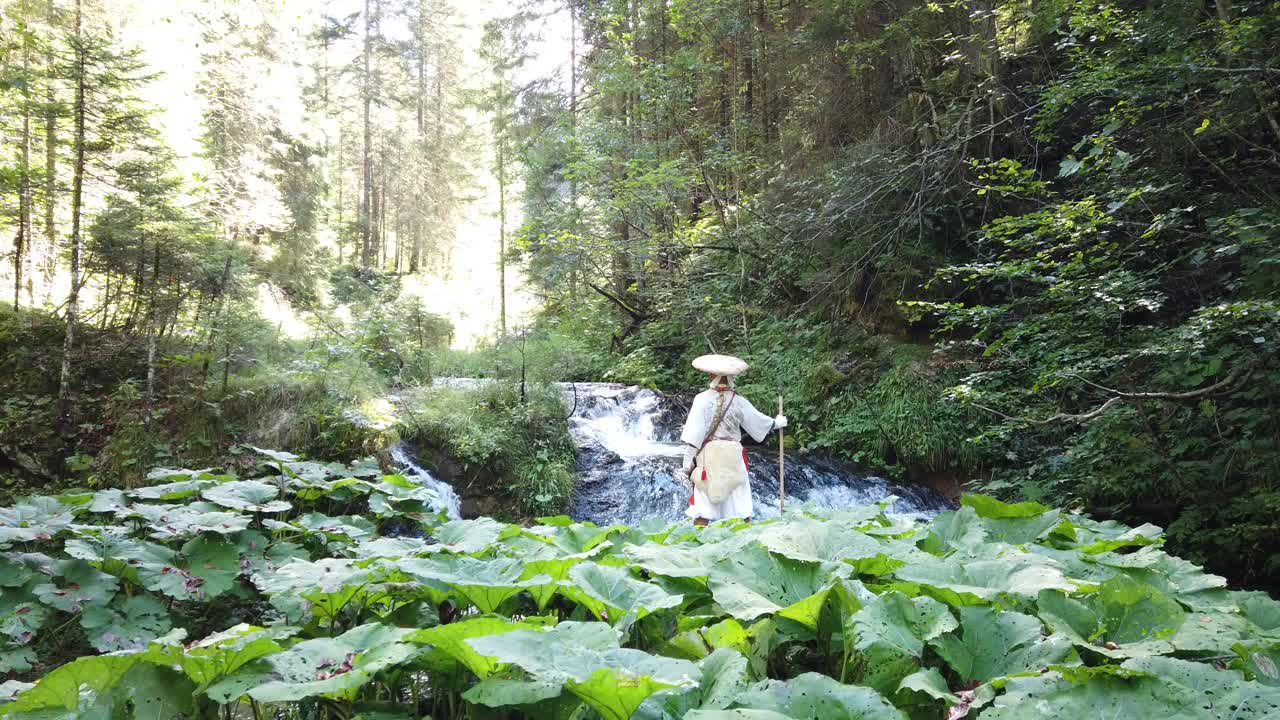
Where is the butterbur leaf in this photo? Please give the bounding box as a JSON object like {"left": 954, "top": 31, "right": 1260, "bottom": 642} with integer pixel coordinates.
{"left": 0, "top": 498, "right": 76, "bottom": 546}
{"left": 982, "top": 658, "right": 1280, "bottom": 719}
{"left": 961, "top": 495, "right": 1051, "bottom": 518}
{"left": 918, "top": 506, "right": 987, "bottom": 555}
{"left": 80, "top": 595, "right": 171, "bottom": 652}
{"left": 409, "top": 617, "right": 539, "bottom": 679}
{"left": 248, "top": 623, "right": 421, "bottom": 702}
{"left": 201, "top": 480, "right": 291, "bottom": 513}
{"left": 130, "top": 478, "right": 217, "bottom": 501}
{"left": 145, "top": 623, "right": 293, "bottom": 692}
{"left": 930, "top": 606, "right": 1076, "bottom": 683}
{"left": 428, "top": 517, "right": 509, "bottom": 554}
{"left": 0, "top": 654, "right": 143, "bottom": 714}
{"left": 1036, "top": 575, "right": 1184, "bottom": 657}
{"left": 0, "top": 645, "right": 37, "bottom": 673}
{"left": 519, "top": 557, "right": 583, "bottom": 611}
{"left": 295, "top": 512, "right": 377, "bottom": 541}
{"left": 848, "top": 591, "right": 957, "bottom": 695}
{"left": 621, "top": 535, "right": 751, "bottom": 579}
{"left": 694, "top": 648, "right": 750, "bottom": 710}
{"left": 562, "top": 562, "right": 683, "bottom": 622}
{"left": 130, "top": 504, "right": 251, "bottom": 540}
{"left": 732, "top": 673, "right": 907, "bottom": 719}
{"left": 462, "top": 676, "right": 564, "bottom": 707}
{"left": 686, "top": 707, "right": 793, "bottom": 712}
{"left": 892, "top": 547, "right": 1075, "bottom": 604}
{"left": 32, "top": 559, "right": 119, "bottom": 613}
{"left": 743, "top": 519, "right": 883, "bottom": 564}
{"left": 897, "top": 667, "right": 960, "bottom": 704}
{"left": 708, "top": 544, "right": 850, "bottom": 627}
{"left": 250, "top": 447, "right": 300, "bottom": 463}
{"left": 467, "top": 622, "right": 696, "bottom": 720}
{"left": 399, "top": 555, "right": 548, "bottom": 613}
{"left": 180, "top": 535, "right": 242, "bottom": 598}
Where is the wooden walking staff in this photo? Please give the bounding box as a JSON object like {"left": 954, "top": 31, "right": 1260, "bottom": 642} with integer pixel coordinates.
{"left": 777, "top": 381, "right": 785, "bottom": 515}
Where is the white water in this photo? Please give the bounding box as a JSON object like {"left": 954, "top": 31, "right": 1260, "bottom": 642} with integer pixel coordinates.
{"left": 389, "top": 445, "right": 462, "bottom": 520}
{"left": 559, "top": 382, "right": 952, "bottom": 525}
{"left": 389, "top": 378, "right": 952, "bottom": 524}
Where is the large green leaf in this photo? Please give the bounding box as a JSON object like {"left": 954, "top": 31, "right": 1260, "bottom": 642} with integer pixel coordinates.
{"left": 918, "top": 506, "right": 987, "bottom": 555}
{"left": 1058, "top": 515, "right": 1164, "bottom": 554}
{"left": 708, "top": 544, "right": 850, "bottom": 627}
{"left": 248, "top": 623, "right": 421, "bottom": 702}
{"left": 983, "top": 658, "right": 1280, "bottom": 719}
{"left": 144, "top": 623, "right": 293, "bottom": 693}
{"left": 462, "top": 676, "right": 564, "bottom": 707}
{"left": 961, "top": 494, "right": 1052, "bottom": 518}
{"left": 741, "top": 520, "right": 883, "bottom": 564}
{"left": 686, "top": 707, "right": 793, "bottom": 712}
{"left": 1037, "top": 575, "right": 1185, "bottom": 658}
{"left": 731, "top": 673, "right": 907, "bottom": 719}
{"left": 561, "top": 562, "right": 684, "bottom": 622}
{"left": 409, "top": 617, "right": 537, "bottom": 679}
{"left": 621, "top": 535, "right": 751, "bottom": 579}
{"left": 429, "top": 517, "right": 509, "bottom": 554}
{"left": 32, "top": 560, "right": 118, "bottom": 613}
{"left": 201, "top": 480, "right": 291, "bottom": 513}
{"left": 467, "top": 622, "right": 698, "bottom": 720}
{"left": 0, "top": 654, "right": 143, "bottom": 714}
{"left": 399, "top": 555, "right": 549, "bottom": 613}
{"left": 180, "top": 535, "right": 242, "bottom": 598}
{"left": 930, "top": 606, "right": 1076, "bottom": 683}
{"left": 80, "top": 595, "right": 171, "bottom": 652}
{"left": 637, "top": 647, "right": 750, "bottom": 718}
{"left": 130, "top": 476, "right": 218, "bottom": 501}
{"left": 0, "top": 498, "right": 76, "bottom": 547}
{"left": 128, "top": 503, "right": 252, "bottom": 540}
{"left": 520, "top": 557, "right": 584, "bottom": 611}
{"left": 293, "top": 512, "right": 378, "bottom": 542}
{"left": 848, "top": 591, "right": 957, "bottom": 695}
{"left": 252, "top": 558, "right": 385, "bottom": 621}
{"left": 892, "top": 547, "right": 1075, "bottom": 604}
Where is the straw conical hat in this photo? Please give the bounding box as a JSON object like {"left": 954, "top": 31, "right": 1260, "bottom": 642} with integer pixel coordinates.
{"left": 692, "top": 354, "right": 749, "bottom": 376}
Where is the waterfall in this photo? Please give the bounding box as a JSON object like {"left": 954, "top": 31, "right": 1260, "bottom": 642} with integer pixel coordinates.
{"left": 390, "top": 379, "right": 953, "bottom": 525}
{"left": 563, "top": 382, "right": 953, "bottom": 525}
{"left": 388, "top": 444, "right": 462, "bottom": 520}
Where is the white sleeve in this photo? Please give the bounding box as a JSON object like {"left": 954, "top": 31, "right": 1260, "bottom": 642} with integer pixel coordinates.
{"left": 679, "top": 393, "right": 710, "bottom": 447}
{"left": 737, "top": 395, "right": 776, "bottom": 443}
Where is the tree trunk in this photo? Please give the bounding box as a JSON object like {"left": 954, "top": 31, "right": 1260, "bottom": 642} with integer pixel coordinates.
{"left": 58, "top": 0, "right": 87, "bottom": 431}
{"left": 143, "top": 238, "right": 160, "bottom": 453}
{"left": 199, "top": 255, "right": 233, "bottom": 394}
{"left": 360, "top": 0, "right": 374, "bottom": 266}
{"left": 497, "top": 128, "right": 508, "bottom": 338}
{"left": 14, "top": 0, "right": 33, "bottom": 311}
{"left": 41, "top": 0, "right": 58, "bottom": 295}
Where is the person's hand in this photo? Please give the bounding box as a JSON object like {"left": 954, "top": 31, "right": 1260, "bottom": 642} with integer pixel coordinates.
{"left": 680, "top": 463, "right": 694, "bottom": 478}
{"left": 774, "top": 414, "right": 788, "bottom": 429}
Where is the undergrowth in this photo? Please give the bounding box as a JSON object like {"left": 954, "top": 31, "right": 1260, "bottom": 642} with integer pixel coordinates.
{"left": 398, "top": 381, "right": 576, "bottom": 518}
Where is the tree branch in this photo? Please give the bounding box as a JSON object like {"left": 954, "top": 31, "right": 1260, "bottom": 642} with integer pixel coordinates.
{"left": 585, "top": 280, "right": 647, "bottom": 320}
{"left": 974, "top": 366, "right": 1253, "bottom": 425}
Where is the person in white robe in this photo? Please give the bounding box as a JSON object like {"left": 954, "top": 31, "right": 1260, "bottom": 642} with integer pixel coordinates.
{"left": 679, "top": 354, "right": 787, "bottom": 525}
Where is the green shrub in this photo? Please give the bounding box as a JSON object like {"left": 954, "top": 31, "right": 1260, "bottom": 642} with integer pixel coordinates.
{"left": 400, "top": 381, "right": 575, "bottom": 518}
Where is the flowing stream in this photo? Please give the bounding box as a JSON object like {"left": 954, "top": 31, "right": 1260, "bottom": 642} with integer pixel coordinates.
{"left": 393, "top": 380, "right": 953, "bottom": 524}
{"left": 564, "top": 382, "right": 953, "bottom": 525}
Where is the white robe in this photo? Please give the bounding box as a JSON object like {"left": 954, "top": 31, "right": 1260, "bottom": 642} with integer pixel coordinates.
{"left": 680, "top": 389, "right": 776, "bottom": 521}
